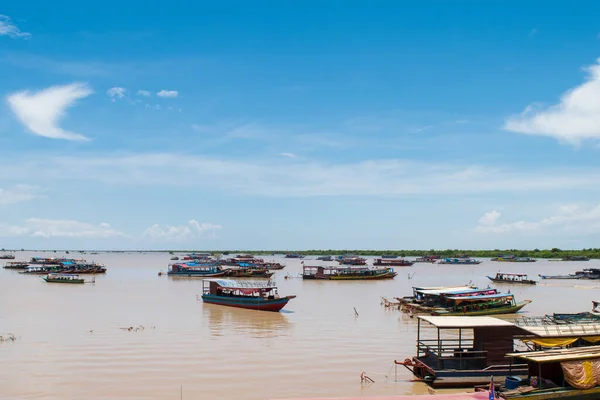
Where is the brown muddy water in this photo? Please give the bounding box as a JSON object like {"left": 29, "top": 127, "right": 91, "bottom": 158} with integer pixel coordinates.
{"left": 1, "top": 252, "right": 598, "bottom": 400}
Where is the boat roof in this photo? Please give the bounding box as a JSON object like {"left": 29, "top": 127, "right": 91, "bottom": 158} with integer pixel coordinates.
{"left": 418, "top": 316, "right": 514, "bottom": 328}
{"left": 268, "top": 393, "right": 490, "bottom": 400}
{"left": 518, "top": 323, "right": 600, "bottom": 338}
{"left": 414, "top": 286, "right": 477, "bottom": 295}
{"left": 507, "top": 345, "right": 600, "bottom": 363}
{"left": 48, "top": 273, "right": 79, "bottom": 277}
{"left": 496, "top": 273, "right": 529, "bottom": 276}
{"left": 446, "top": 293, "right": 514, "bottom": 301}
{"left": 203, "top": 278, "right": 277, "bottom": 289}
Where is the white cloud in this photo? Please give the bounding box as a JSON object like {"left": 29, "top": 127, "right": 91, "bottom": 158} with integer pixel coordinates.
{"left": 0, "top": 15, "right": 30, "bottom": 38}
{"left": 279, "top": 152, "right": 297, "bottom": 158}
{"left": 0, "top": 185, "right": 44, "bottom": 205}
{"left": 0, "top": 218, "right": 124, "bottom": 238}
{"left": 479, "top": 210, "right": 501, "bottom": 226}
{"left": 143, "top": 220, "right": 221, "bottom": 241}
{"left": 137, "top": 90, "right": 151, "bottom": 97}
{"left": 106, "top": 87, "right": 126, "bottom": 100}
{"left": 504, "top": 58, "right": 600, "bottom": 142}
{"left": 156, "top": 90, "right": 178, "bottom": 98}
{"left": 3, "top": 153, "right": 600, "bottom": 198}
{"left": 475, "top": 204, "right": 600, "bottom": 235}
{"left": 6, "top": 82, "right": 92, "bottom": 141}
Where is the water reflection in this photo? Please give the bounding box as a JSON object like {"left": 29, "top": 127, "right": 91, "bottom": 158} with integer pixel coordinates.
{"left": 203, "top": 304, "right": 292, "bottom": 338}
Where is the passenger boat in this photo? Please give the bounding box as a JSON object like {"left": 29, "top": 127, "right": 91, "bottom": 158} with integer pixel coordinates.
{"left": 487, "top": 273, "right": 537, "bottom": 285}
{"left": 224, "top": 267, "right": 274, "bottom": 278}
{"left": 3, "top": 261, "right": 29, "bottom": 269}
{"left": 561, "top": 255, "right": 591, "bottom": 261}
{"left": 0, "top": 254, "right": 15, "bottom": 259}
{"left": 501, "top": 346, "right": 600, "bottom": 399}
{"left": 316, "top": 255, "right": 333, "bottom": 261}
{"left": 373, "top": 258, "right": 414, "bottom": 267}
{"left": 201, "top": 278, "right": 295, "bottom": 312}
{"left": 336, "top": 256, "right": 367, "bottom": 265}
{"left": 43, "top": 273, "right": 85, "bottom": 284}
{"left": 20, "top": 265, "right": 61, "bottom": 274}
{"left": 415, "top": 255, "right": 441, "bottom": 263}
{"left": 284, "top": 253, "right": 304, "bottom": 259}
{"left": 302, "top": 265, "right": 397, "bottom": 280}
{"left": 396, "top": 316, "right": 529, "bottom": 388}
{"left": 167, "top": 262, "right": 228, "bottom": 277}
{"left": 381, "top": 254, "right": 398, "bottom": 259}
{"left": 439, "top": 257, "right": 482, "bottom": 265}
{"left": 492, "top": 255, "right": 536, "bottom": 262}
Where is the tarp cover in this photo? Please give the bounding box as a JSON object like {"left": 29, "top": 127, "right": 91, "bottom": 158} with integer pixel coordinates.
{"left": 561, "top": 358, "right": 600, "bottom": 389}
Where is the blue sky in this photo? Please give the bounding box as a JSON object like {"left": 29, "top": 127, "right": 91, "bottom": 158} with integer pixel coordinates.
{"left": 2, "top": 1, "right": 600, "bottom": 250}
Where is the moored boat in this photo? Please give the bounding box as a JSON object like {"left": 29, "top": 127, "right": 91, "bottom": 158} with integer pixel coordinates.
{"left": 487, "top": 272, "right": 537, "bottom": 285}
{"left": 43, "top": 273, "right": 85, "bottom": 284}
{"left": 224, "top": 267, "right": 274, "bottom": 278}
{"left": 539, "top": 268, "right": 600, "bottom": 280}
{"left": 201, "top": 278, "right": 295, "bottom": 312}
{"left": 373, "top": 258, "right": 414, "bottom": 267}
{"left": 336, "top": 256, "right": 367, "bottom": 265}
{"left": 439, "top": 257, "right": 482, "bottom": 265}
{"left": 0, "top": 254, "right": 15, "bottom": 259}
{"left": 284, "top": 253, "right": 304, "bottom": 259}
{"left": 492, "top": 255, "right": 536, "bottom": 262}
{"left": 562, "top": 255, "right": 591, "bottom": 261}
{"left": 316, "top": 255, "right": 333, "bottom": 261}
{"left": 415, "top": 255, "right": 441, "bottom": 263}
{"left": 302, "top": 265, "right": 397, "bottom": 280}
{"left": 3, "top": 261, "right": 29, "bottom": 269}
{"left": 168, "top": 262, "right": 228, "bottom": 277}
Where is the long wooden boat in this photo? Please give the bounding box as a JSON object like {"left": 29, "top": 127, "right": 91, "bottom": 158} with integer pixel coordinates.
{"left": 43, "top": 273, "right": 85, "bottom": 284}
{"left": 539, "top": 268, "right": 600, "bottom": 280}
{"left": 415, "top": 255, "right": 441, "bottom": 263}
{"left": 316, "top": 255, "right": 333, "bottom": 261}
{"left": 201, "top": 278, "right": 295, "bottom": 312}
{"left": 487, "top": 273, "right": 537, "bottom": 285}
{"left": 433, "top": 294, "right": 531, "bottom": 316}
{"left": 373, "top": 258, "right": 414, "bottom": 267}
{"left": 0, "top": 254, "right": 15, "bottom": 259}
{"left": 492, "top": 255, "right": 536, "bottom": 262}
{"left": 224, "top": 267, "right": 274, "bottom": 278}
{"left": 3, "top": 261, "right": 29, "bottom": 269}
{"left": 336, "top": 256, "right": 367, "bottom": 265}
{"left": 168, "top": 262, "right": 228, "bottom": 277}
{"left": 302, "top": 265, "right": 397, "bottom": 280}
{"left": 439, "top": 258, "right": 482, "bottom": 265}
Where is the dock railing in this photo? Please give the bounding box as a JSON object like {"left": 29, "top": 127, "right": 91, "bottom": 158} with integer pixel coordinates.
{"left": 417, "top": 339, "right": 487, "bottom": 370}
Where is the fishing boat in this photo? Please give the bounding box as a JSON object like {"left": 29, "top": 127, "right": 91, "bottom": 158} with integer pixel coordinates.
{"left": 501, "top": 346, "right": 600, "bottom": 399}
{"left": 439, "top": 257, "right": 482, "bottom": 265}
{"left": 167, "top": 262, "right": 228, "bottom": 277}
{"left": 336, "top": 256, "right": 367, "bottom": 265}
{"left": 433, "top": 293, "right": 531, "bottom": 316}
{"left": 316, "top": 255, "right": 333, "bottom": 261}
{"left": 43, "top": 273, "right": 85, "bottom": 284}
{"left": 381, "top": 254, "right": 398, "bottom": 259}
{"left": 201, "top": 278, "right": 295, "bottom": 312}
{"left": 0, "top": 254, "right": 15, "bottom": 259}
{"left": 396, "top": 316, "right": 529, "bottom": 388}
{"left": 539, "top": 268, "right": 600, "bottom": 280}
{"left": 561, "top": 255, "right": 591, "bottom": 261}
{"left": 492, "top": 255, "right": 536, "bottom": 262}
{"left": 487, "top": 273, "right": 537, "bottom": 285}
{"left": 373, "top": 258, "right": 414, "bottom": 267}
{"left": 302, "top": 265, "right": 397, "bottom": 280}
{"left": 224, "top": 267, "right": 274, "bottom": 278}
{"left": 3, "top": 261, "right": 29, "bottom": 269}
{"left": 20, "top": 265, "right": 61, "bottom": 275}
{"left": 415, "top": 255, "right": 441, "bottom": 263}
{"left": 284, "top": 254, "right": 304, "bottom": 259}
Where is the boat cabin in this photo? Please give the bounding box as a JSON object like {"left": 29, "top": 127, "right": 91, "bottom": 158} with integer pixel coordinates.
{"left": 439, "top": 293, "right": 518, "bottom": 314}
{"left": 397, "top": 316, "right": 528, "bottom": 388}
{"left": 202, "top": 278, "right": 279, "bottom": 299}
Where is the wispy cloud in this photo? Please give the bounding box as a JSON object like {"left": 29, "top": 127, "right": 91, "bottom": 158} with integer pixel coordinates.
{"left": 279, "top": 152, "right": 297, "bottom": 158}
{"left": 0, "top": 15, "right": 30, "bottom": 39}
{"left": 6, "top": 82, "right": 93, "bottom": 141}
{"left": 0, "top": 218, "right": 124, "bottom": 238}
{"left": 0, "top": 185, "right": 44, "bottom": 205}
{"left": 5, "top": 153, "right": 600, "bottom": 197}
{"left": 156, "top": 90, "right": 178, "bottom": 98}
{"left": 478, "top": 210, "right": 501, "bottom": 226}
{"left": 504, "top": 58, "right": 600, "bottom": 143}
{"left": 143, "top": 220, "right": 221, "bottom": 241}
{"left": 137, "top": 90, "right": 151, "bottom": 97}
{"left": 475, "top": 204, "right": 600, "bottom": 235}
{"left": 106, "top": 87, "right": 126, "bottom": 100}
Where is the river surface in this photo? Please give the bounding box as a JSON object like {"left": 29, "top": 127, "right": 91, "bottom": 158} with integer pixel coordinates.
{"left": 1, "top": 252, "right": 598, "bottom": 400}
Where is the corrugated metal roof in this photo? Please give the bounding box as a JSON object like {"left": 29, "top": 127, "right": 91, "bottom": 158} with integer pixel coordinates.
{"left": 418, "top": 316, "right": 514, "bottom": 328}
{"left": 519, "top": 323, "right": 600, "bottom": 338}
{"left": 507, "top": 345, "right": 600, "bottom": 363}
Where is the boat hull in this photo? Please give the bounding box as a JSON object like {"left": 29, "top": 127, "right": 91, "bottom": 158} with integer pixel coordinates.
{"left": 432, "top": 300, "right": 532, "bottom": 316}
{"left": 168, "top": 271, "right": 228, "bottom": 277}
{"left": 327, "top": 272, "right": 397, "bottom": 280}
{"left": 503, "top": 386, "right": 600, "bottom": 399}
{"left": 487, "top": 277, "right": 537, "bottom": 285}
{"left": 201, "top": 294, "right": 295, "bottom": 312}
{"left": 43, "top": 278, "right": 85, "bottom": 284}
